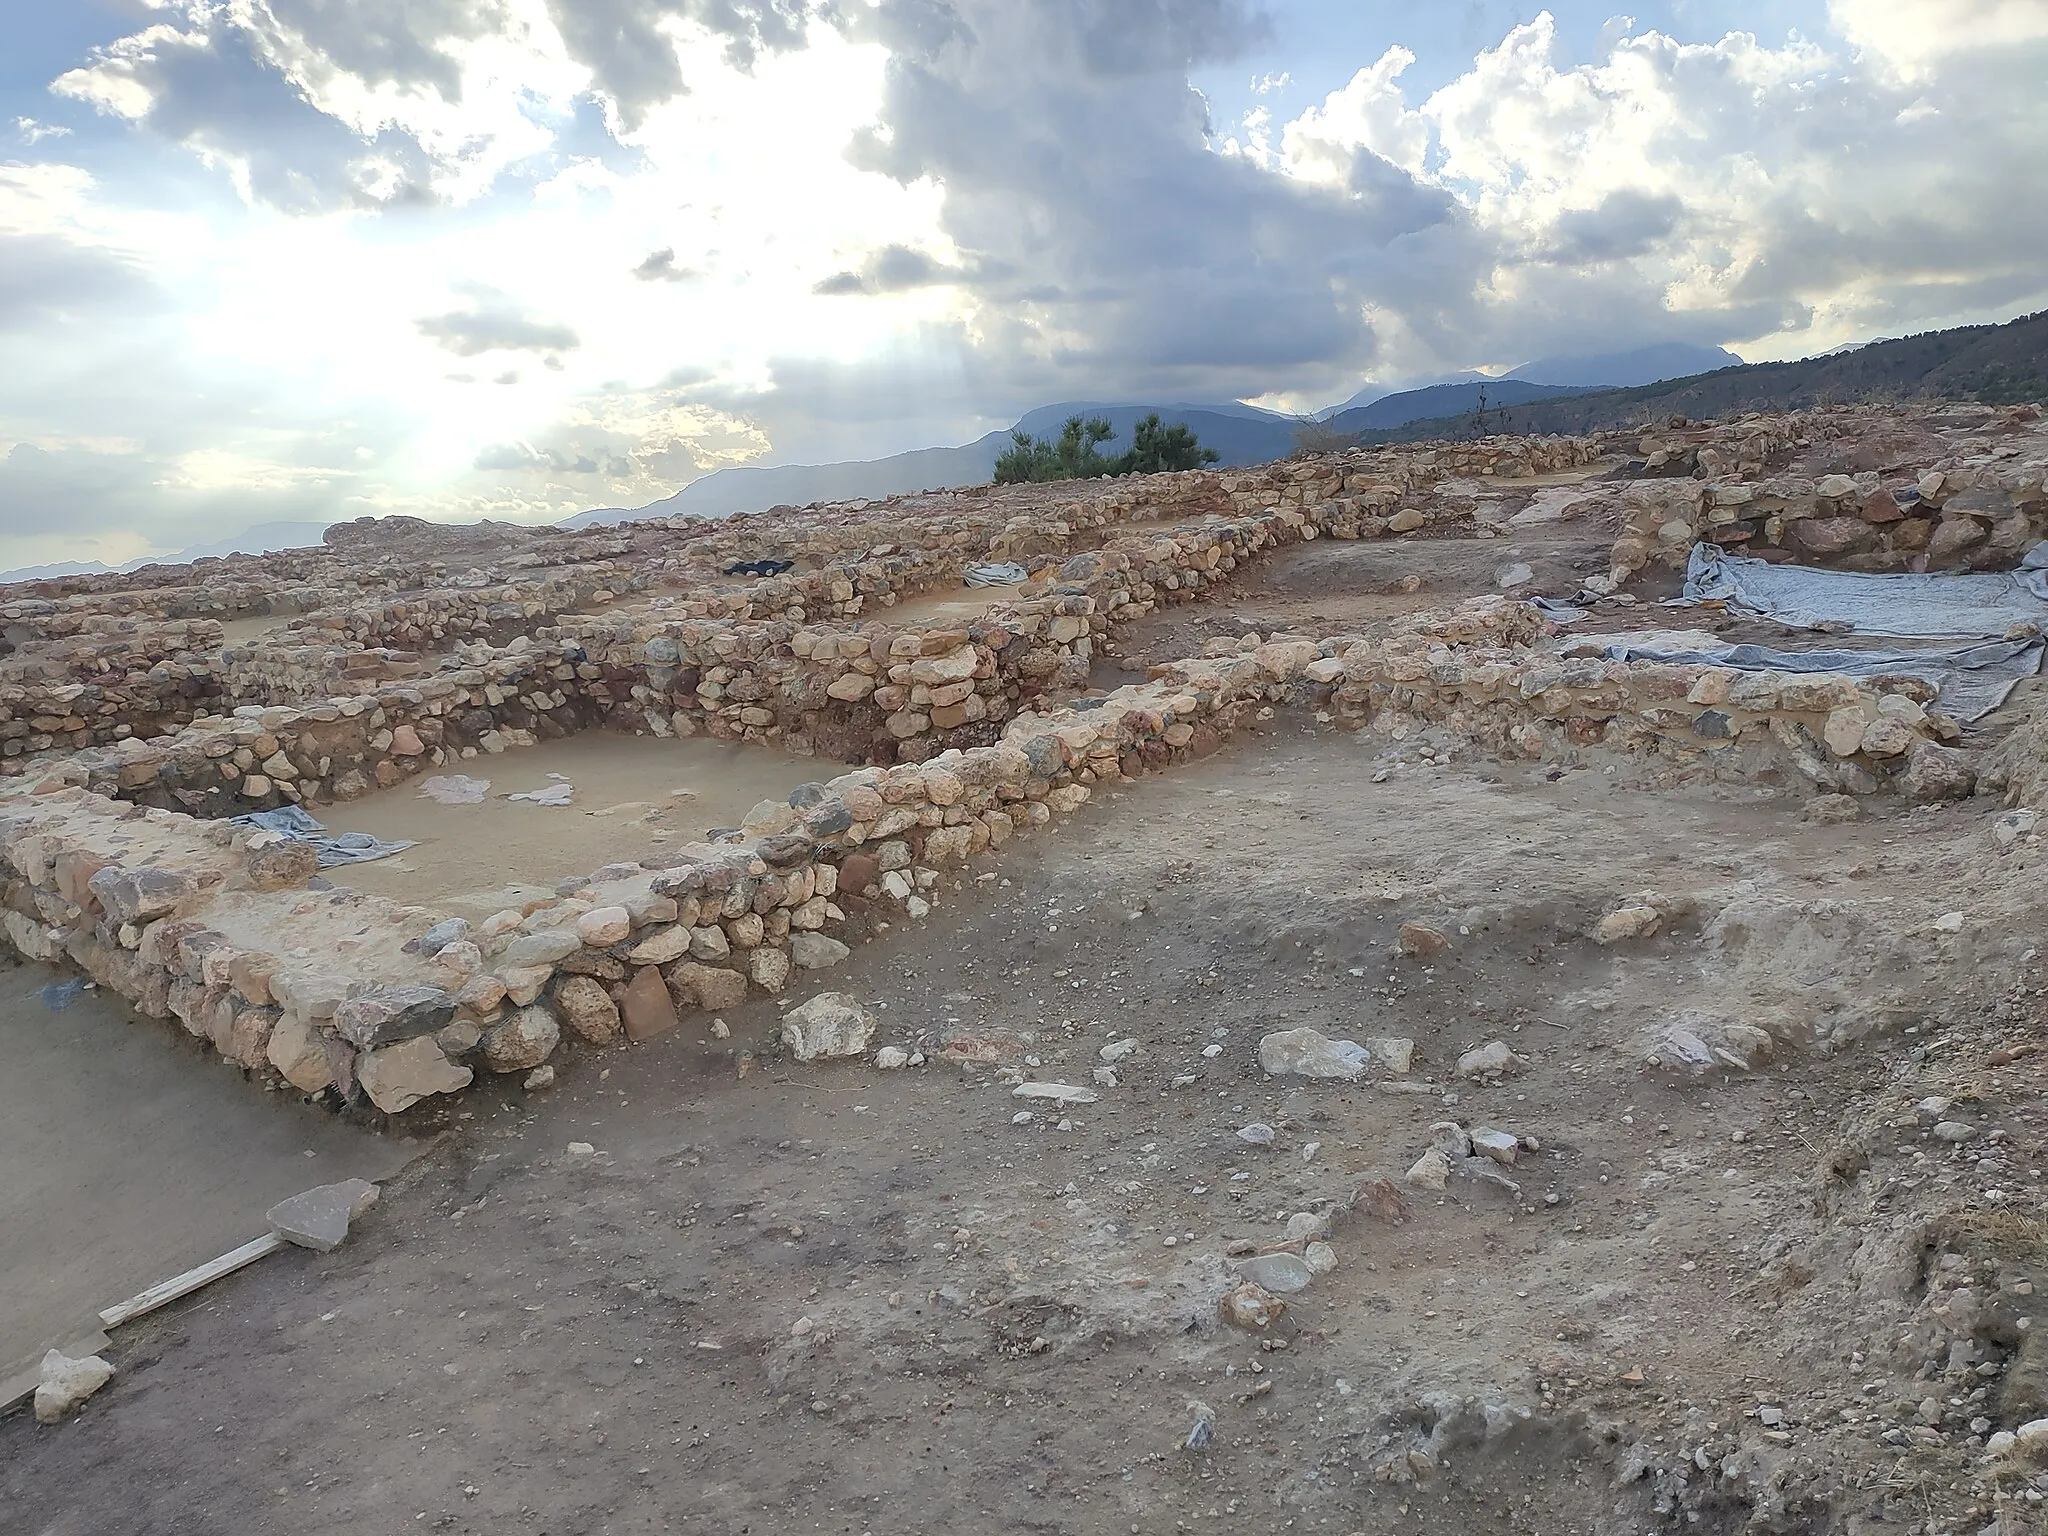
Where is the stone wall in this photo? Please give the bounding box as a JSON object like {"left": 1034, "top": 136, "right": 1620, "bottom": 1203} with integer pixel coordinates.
{"left": 43, "top": 645, "right": 595, "bottom": 816}
{"left": 1602, "top": 406, "right": 2048, "bottom": 585}
{"left": 0, "top": 584, "right": 1973, "bottom": 1120}
{"left": 0, "top": 620, "right": 235, "bottom": 760}
{"left": 265, "top": 565, "right": 648, "bottom": 654}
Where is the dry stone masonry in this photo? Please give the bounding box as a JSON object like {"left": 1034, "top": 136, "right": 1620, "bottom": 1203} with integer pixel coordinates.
{"left": 1, "top": 401, "right": 2037, "bottom": 1115}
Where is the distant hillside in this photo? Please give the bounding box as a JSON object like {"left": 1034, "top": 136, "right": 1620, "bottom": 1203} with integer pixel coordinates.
{"left": 1349, "top": 311, "right": 2048, "bottom": 445}
{"left": 1503, "top": 341, "right": 1740, "bottom": 389}
{"left": 564, "top": 433, "right": 1013, "bottom": 527}
{"left": 1326, "top": 379, "right": 1595, "bottom": 436}
{"left": 1321, "top": 342, "right": 1738, "bottom": 416}
{"left": 1007, "top": 403, "right": 1298, "bottom": 466}
{"left": 0, "top": 521, "right": 331, "bottom": 585}
{"left": 567, "top": 403, "right": 1300, "bottom": 527}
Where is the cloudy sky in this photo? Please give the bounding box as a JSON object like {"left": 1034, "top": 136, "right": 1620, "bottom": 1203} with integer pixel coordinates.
{"left": 2, "top": 0, "right": 2045, "bottom": 569}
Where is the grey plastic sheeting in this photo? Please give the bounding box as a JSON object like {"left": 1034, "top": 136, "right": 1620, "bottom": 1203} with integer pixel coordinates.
{"left": 1676, "top": 543, "right": 2048, "bottom": 639}
{"left": 229, "top": 804, "right": 414, "bottom": 868}
{"left": 1572, "top": 630, "right": 2043, "bottom": 723}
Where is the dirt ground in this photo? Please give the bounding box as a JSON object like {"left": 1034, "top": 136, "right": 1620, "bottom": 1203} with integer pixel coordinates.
{"left": 320, "top": 735, "right": 825, "bottom": 918}
{"left": 7, "top": 716, "right": 2046, "bottom": 1535}
{"left": 1097, "top": 523, "right": 1853, "bottom": 679}
{"left": 0, "top": 969, "right": 408, "bottom": 1387}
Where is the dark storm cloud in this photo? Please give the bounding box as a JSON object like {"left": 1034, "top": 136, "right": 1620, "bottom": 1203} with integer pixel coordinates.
{"left": 823, "top": 0, "right": 1463, "bottom": 401}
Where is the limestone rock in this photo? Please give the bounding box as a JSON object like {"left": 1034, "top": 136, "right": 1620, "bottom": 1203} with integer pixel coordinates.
{"left": 555, "top": 975, "right": 621, "bottom": 1044}
{"left": 789, "top": 932, "right": 850, "bottom": 970}
{"left": 1902, "top": 741, "right": 1977, "bottom": 801}
{"left": 413, "top": 931, "right": 472, "bottom": 973}
{"left": 266, "top": 1178, "right": 379, "bottom": 1252}
{"left": 1470, "top": 1128, "right": 1520, "bottom": 1165}
{"left": 34, "top": 1350, "right": 114, "bottom": 1424}
{"left": 332, "top": 985, "right": 456, "bottom": 1050}
{"left": 1456, "top": 1040, "right": 1522, "bottom": 1078}
{"left": 245, "top": 837, "right": 319, "bottom": 891}
{"left": 1217, "top": 1281, "right": 1285, "bottom": 1331}
{"left": 87, "top": 865, "right": 194, "bottom": 924}
{"left": 747, "top": 945, "right": 792, "bottom": 994}
{"left": 669, "top": 962, "right": 749, "bottom": 1012}
{"left": 1594, "top": 905, "right": 1661, "bottom": 944}
{"left": 454, "top": 972, "right": 508, "bottom": 1016}
{"left": 1258, "top": 1028, "right": 1369, "bottom": 1079}
{"left": 503, "top": 929, "right": 580, "bottom": 967}
{"left": 1859, "top": 715, "right": 1917, "bottom": 758}
{"left": 1404, "top": 1148, "right": 1451, "bottom": 1189}
{"left": 499, "top": 964, "right": 553, "bottom": 1006}
{"left": 332, "top": 985, "right": 457, "bottom": 1049}
{"left": 619, "top": 965, "right": 679, "bottom": 1042}
{"left": 265, "top": 1010, "right": 334, "bottom": 1093}
{"left": 1368, "top": 1037, "right": 1415, "bottom": 1074}
{"left": 576, "top": 906, "right": 632, "bottom": 947}
{"left": 626, "top": 923, "right": 692, "bottom": 965}
{"left": 1235, "top": 1252, "right": 1313, "bottom": 1294}
{"left": 780, "top": 991, "right": 877, "bottom": 1062}
{"left": 357, "top": 1036, "right": 472, "bottom": 1113}
{"left": 1397, "top": 922, "right": 1450, "bottom": 958}
{"left": 480, "top": 1005, "right": 560, "bottom": 1073}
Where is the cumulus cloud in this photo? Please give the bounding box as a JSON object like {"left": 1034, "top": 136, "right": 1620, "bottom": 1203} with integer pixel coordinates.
{"left": 812, "top": 243, "right": 959, "bottom": 295}
{"left": 833, "top": 0, "right": 1460, "bottom": 406}
{"left": 632, "top": 246, "right": 697, "bottom": 281}
{"left": 0, "top": 233, "right": 153, "bottom": 333}
{"left": 467, "top": 388, "right": 769, "bottom": 501}
{"left": 52, "top": 0, "right": 565, "bottom": 208}
{"left": 6, "top": 0, "right": 2048, "bottom": 559}
{"left": 546, "top": 0, "right": 820, "bottom": 129}
{"left": 1260, "top": 7, "right": 2048, "bottom": 370}
{"left": 416, "top": 299, "right": 581, "bottom": 357}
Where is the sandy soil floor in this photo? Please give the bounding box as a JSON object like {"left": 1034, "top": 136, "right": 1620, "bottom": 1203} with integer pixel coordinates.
{"left": 0, "top": 964, "right": 409, "bottom": 1386}
{"left": 318, "top": 735, "right": 826, "bottom": 917}
{"left": 6, "top": 718, "right": 2042, "bottom": 1534}
{"left": 858, "top": 585, "right": 1016, "bottom": 628}
{"left": 215, "top": 614, "right": 291, "bottom": 645}
{"left": 1104, "top": 527, "right": 1622, "bottom": 671}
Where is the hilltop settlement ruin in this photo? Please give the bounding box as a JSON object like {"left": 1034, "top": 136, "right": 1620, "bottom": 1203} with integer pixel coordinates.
{"left": 5, "top": 401, "right": 2048, "bottom": 1534}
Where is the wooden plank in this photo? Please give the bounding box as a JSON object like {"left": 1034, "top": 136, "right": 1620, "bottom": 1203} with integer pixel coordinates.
{"left": 98, "top": 1233, "right": 285, "bottom": 1329}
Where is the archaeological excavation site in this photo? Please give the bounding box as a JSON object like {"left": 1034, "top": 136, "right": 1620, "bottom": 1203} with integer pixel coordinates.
{"left": 6, "top": 401, "right": 2048, "bottom": 1536}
